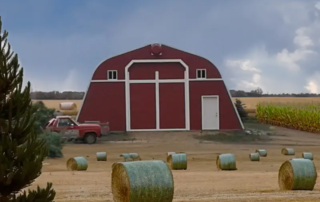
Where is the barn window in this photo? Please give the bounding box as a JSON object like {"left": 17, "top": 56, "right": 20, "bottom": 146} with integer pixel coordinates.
{"left": 107, "top": 70, "right": 118, "bottom": 80}
{"left": 196, "top": 69, "right": 206, "bottom": 79}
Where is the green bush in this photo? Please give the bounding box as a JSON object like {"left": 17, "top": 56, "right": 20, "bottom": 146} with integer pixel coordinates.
{"left": 38, "top": 132, "right": 64, "bottom": 158}
{"left": 32, "top": 101, "right": 56, "bottom": 135}
{"left": 31, "top": 101, "right": 64, "bottom": 158}
{"left": 234, "top": 99, "right": 248, "bottom": 118}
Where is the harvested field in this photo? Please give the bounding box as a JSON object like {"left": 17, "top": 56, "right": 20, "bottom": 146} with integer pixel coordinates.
{"left": 32, "top": 126, "right": 320, "bottom": 202}
{"left": 32, "top": 100, "right": 83, "bottom": 111}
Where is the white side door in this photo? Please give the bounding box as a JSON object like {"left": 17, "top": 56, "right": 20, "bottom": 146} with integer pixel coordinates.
{"left": 202, "top": 96, "right": 219, "bottom": 130}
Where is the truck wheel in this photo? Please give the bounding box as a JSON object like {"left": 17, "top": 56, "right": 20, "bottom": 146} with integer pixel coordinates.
{"left": 84, "top": 133, "right": 97, "bottom": 144}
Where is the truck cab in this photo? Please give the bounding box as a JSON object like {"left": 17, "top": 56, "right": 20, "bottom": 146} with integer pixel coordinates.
{"left": 45, "top": 116, "right": 105, "bottom": 144}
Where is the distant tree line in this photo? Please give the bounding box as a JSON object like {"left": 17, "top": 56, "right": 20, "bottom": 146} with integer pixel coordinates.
{"left": 229, "top": 87, "right": 320, "bottom": 97}
{"left": 30, "top": 87, "right": 320, "bottom": 99}
{"left": 31, "top": 91, "right": 85, "bottom": 100}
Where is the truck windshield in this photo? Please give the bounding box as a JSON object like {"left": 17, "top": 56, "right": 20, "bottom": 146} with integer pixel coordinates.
{"left": 45, "top": 119, "right": 55, "bottom": 127}
{"left": 71, "top": 119, "right": 80, "bottom": 125}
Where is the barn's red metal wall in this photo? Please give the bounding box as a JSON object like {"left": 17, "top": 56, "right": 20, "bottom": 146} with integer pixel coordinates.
{"left": 79, "top": 44, "right": 243, "bottom": 131}
{"left": 129, "top": 63, "right": 185, "bottom": 80}
{"left": 159, "top": 83, "right": 185, "bottom": 129}
{"left": 130, "top": 83, "right": 156, "bottom": 129}
{"left": 189, "top": 81, "right": 242, "bottom": 130}
{"left": 77, "top": 82, "right": 126, "bottom": 131}
{"left": 91, "top": 45, "right": 222, "bottom": 80}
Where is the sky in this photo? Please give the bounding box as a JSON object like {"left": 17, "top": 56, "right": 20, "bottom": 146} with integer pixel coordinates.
{"left": 1, "top": 0, "right": 320, "bottom": 94}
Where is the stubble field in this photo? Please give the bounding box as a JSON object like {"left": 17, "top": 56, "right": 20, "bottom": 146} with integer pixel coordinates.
{"left": 32, "top": 127, "right": 320, "bottom": 202}
{"left": 30, "top": 97, "right": 320, "bottom": 201}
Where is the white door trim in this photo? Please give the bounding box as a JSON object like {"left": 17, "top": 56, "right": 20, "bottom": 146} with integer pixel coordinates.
{"left": 125, "top": 59, "right": 190, "bottom": 131}
{"left": 201, "top": 95, "right": 220, "bottom": 130}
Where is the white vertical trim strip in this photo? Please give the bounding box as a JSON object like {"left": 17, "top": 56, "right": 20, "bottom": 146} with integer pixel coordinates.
{"left": 155, "top": 71, "right": 160, "bottom": 130}
{"left": 125, "top": 61, "right": 134, "bottom": 131}
{"left": 184, "top": 70, "right": 190, "bottom": 130}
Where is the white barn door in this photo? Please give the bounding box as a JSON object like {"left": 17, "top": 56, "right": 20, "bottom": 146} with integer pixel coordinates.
{"left": 201, "top": 96, "right": 219, "bottom": 130}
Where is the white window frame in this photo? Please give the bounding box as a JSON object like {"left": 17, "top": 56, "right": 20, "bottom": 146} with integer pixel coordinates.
{"left": 107, "top": 70, "right": 118, "bottom": 80}
{"left": 196, "top": 69, "right": 206, "bottom": 79}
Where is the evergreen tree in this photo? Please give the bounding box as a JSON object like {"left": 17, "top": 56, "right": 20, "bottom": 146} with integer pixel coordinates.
{"left": 234, "top": 99, "right": 248, "bottom": 118}
{"left": 0, "top": 17, "right": 55, "bottom": 201}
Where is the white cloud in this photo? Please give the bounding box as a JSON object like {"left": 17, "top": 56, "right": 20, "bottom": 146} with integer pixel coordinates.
{"left": 293, "top": 27, "right": 314, "bottom": 47}
{"left": 316, "top": 2, "right": 320, "bottom": 10}
{"left": 225, "top": 59, "right": 261, "bottom": 72}
{"left": 305, "top": 71, "right": 320, "bottom": 93}
{"left": 224, "top": 1, "right": 320, "bottom": 93}
{"left": 305, "top": 81, "right": 318, "bottom": 93}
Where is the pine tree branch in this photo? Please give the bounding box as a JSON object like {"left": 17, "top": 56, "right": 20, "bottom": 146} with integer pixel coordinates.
{"left": 0, "top": 16, "right": 56, "bottom": 201}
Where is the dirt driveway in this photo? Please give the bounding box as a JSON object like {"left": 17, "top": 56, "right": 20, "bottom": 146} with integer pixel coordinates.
{"left": 32, "top": 126, "right": 320, "bottom": 201}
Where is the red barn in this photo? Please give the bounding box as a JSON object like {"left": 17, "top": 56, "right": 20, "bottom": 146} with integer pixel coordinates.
{"left": 76, "top": 43, "right": 243, "bottom": 132}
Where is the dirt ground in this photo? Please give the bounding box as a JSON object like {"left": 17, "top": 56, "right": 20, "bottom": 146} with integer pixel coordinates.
{"left": 31, "top": 126, "right": 320, "bottom": 202}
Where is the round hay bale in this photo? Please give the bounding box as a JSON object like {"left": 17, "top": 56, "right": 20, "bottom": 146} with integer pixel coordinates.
{"left": 249, "top": 153, "right": 260, "bottom": 161}
{"left": 66, "top": 157, "right": 88, "bottom": 171}
{"left": 256, "top": 149, "right": 267, "bottom": 157}
{"left": 120, "top": 153, "right": 141, "bottom": 161}
{"left": 216, "top": 153, "right": 237, "bottom": 170}
{"left": 167, "top": 153, "right": 187, "bottom": 170}
{"left": 302, "top": 152, "right": 313, "bottom": 160}
{"left": 59, "top": 109, "right": 78, "bottom": 116}
{"left": 167, "top": 152, "right": 176, "bottom": 157}
{"left": 282, "top": 148, "right": 295, "bottom": 155}
{"left": 59, "top": 102, "right": 77, "bottom": 110}
{"left": 96, "top": 152, "right": 107, "bottom": 161}
{"left": 278, "top": 158, "right": 317, "bottom": 190}
{"left": 129, "top": 153, "right": 141, "bottom": 161}
{"left": 111, "top": 160, "right": 174, "bottom": 202}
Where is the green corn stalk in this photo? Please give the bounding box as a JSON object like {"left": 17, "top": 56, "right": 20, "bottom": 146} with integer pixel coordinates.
{"left": 256, "top": 103, "right": 320, "bottom": 133}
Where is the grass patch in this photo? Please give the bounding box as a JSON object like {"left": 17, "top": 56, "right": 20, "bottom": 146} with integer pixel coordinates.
{"left": 244, "top": 122, "right": 273, "bottom": 131}
{"left": 242, "top": 116, "right": 260, "bottom": 123}
{"left": 195, "top": 130, "right": 272, "bottom": 144}
{"left": 195, "top": 120, "right": 278, "bottom": 143}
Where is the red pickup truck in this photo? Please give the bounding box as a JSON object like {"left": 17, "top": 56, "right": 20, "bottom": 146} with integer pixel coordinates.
{"left": 45, "top": 116, "right": 109, "bottom": 144}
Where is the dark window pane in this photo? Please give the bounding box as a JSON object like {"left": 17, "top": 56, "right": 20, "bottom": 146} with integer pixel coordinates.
{"left": 113, "top": 71, "right": 117, "bottom": 79}
{"left": 108, "top": 71, "right": 113, "bottom": 79}
{"left": 202, "top": 70, "right": 206, "bottom": 78}
{"left": 197, "top": 70, "right": 201, "bottom": 78}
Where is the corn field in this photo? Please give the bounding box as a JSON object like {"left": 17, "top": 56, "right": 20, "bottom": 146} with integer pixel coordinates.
{"left": 256, "top": 103, "right": 320, "bottom": 133}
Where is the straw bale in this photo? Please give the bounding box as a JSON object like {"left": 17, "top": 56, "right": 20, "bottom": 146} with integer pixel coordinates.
{"left": 66, "top": 157, "right": 88, "bottom": 171}
{"left": 120, "top": 153, "right": 141, "bottom": 161}
{"left": 256, "top": 149, "right": 267, "bottom": 157}
{"left": 111, "top": 160, "right": 174, "bottom": 202}
{"left": 59, "top": 109, "right": 78, "bottom": 116}
{"left": 302, "top": 152, "right": 313, "bottom": 160}
{"left": 216, "top": 153, "right": 237, "bottom": 170}
{"left": 278, "top": 158, "right": 317, "bottom": 190}
{"left": 249, "top": 153, "right": 260, "bottom": 161}
{"left": 96, "top": 152, "right": 107, "bottom": 161}
{"left": 282, "top": 148, "right": 295, "bottom": 155}
{"left": 59, "top": 102, "right": 77, "bottom": 110}
{"left": 166, "top": 153, "right": 187, "bottom": 170}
